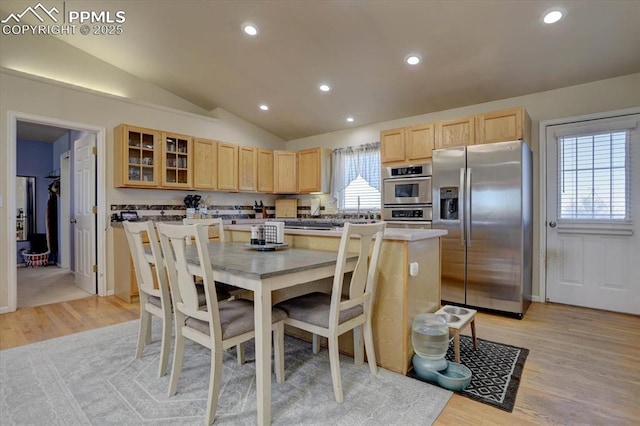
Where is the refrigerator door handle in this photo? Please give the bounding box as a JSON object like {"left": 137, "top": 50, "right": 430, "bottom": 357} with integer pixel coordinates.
{"left": 466, "top": 168, "right": 472, "bottom": 246}
{"left": 459, "top": 167, "right": 465, "bottom": 246}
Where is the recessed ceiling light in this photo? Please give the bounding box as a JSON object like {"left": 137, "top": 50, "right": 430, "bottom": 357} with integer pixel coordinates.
{"left": 542, "top": 9, "right": 564, "bottom": 24}
{"left": 346, "top": 117, "right": 355, "bottom": 123}
{"left": 259, "top": 104, "right": 269, "bottom": 111}
{"left": 319, "top": 84, "right": 331, "bottom": 92}
{"left": 405, "top": 54, "right": 421, "bottom": 65}
{"left": 242, "top": 23, "right": 259, "bottom": 36}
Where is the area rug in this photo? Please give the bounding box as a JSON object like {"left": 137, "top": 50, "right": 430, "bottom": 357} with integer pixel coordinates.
{"left": 407, "top": 335, "right": 529, "bottom": 412}
{"left": 0, "top": 320, "right": 452, "bottom": 425}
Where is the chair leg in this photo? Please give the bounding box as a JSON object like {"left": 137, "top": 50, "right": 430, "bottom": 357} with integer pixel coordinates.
{"left": 312, "top": 334, "right": 320, "bottom": 354}
{"left": 328, "top": 335, "right": 344, "bottom": 403}
{"left": 273, "top": 322, "right": 285, "bottom": 384}
{"left": 158, "top": 312, "right": 171, "bottom": 377}
{"left": 205, "top": 347, "right": 223, "bottom": 425}
{"left": 144, "top": 309, "right": 152, "bottom": 345}
{"left": 135, "top": 310, "right": 150, "bottom": 359}
{"left": 363, "top": 317, "right": 378, "bottom": 376}
{"left": 168, "top": 332, "right": 186, "bottom": 397}
{"left": 236, "top": 343, "right": 245, "bottom": 365}
{"left": 353, "top": 325, "right": 364, "bottom": 366}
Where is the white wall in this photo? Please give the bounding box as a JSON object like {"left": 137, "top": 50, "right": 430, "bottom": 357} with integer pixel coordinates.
{"left": 285, "top": 72, "right": 640, "bottom": 300}
{"left": 0, "top": 69, "right": 287, "bottom": 310}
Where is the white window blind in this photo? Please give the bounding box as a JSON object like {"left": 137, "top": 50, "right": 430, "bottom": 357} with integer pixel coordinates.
{"left": 332, "top": 142, "right": 381, "bottom": 211}
{"left": 557, "top": 130, "right": 630, "bottom": 221}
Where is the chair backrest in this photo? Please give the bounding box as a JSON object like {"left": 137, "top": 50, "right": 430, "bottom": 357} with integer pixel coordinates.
{"left": 183, "top": 218, "right": 225, "bottom": 243}
{"left": 122, "top": 221, "right": 170, "bottom": 302}
{"left": 330, "top": 222, "right": 386, "bottom": 325}
{"left": 157, "top": 223, "right": 223, "bottom": 342}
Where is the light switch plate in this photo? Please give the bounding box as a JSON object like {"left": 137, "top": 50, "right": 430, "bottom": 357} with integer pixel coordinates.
{"left": 0, "top": 195, "right": 3, "bottom": 208}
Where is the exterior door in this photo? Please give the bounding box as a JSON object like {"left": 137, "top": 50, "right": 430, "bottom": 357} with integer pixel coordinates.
{"left": 546, "top": 114, "right": 639, "bottom": 314}
{"left": 73, "top": 134, "right": 96, "bottom": 294}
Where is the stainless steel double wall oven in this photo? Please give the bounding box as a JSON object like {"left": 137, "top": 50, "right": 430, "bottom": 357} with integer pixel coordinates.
{"left": 382, "top": 162, "right": 432, "bottom": 228}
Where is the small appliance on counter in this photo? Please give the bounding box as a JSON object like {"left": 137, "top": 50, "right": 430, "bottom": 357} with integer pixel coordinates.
{"left": 112, "top": 210, "right": 139, "bottom": 222}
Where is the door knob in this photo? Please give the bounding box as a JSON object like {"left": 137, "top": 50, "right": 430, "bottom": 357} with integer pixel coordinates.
{"left": 549, "top": 221, "right": 557, "bottom": 228}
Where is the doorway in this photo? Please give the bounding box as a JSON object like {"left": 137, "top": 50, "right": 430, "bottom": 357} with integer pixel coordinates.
{"left": 5, "top": 112, "right": 107, "bottom": 312}
{"left": 543, "top": 110, "right": 640, "bottom": 315}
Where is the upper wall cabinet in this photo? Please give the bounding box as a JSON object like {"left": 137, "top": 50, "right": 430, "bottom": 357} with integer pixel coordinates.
{"left": 381, "top": 124, "right": 434, "bottom": 164}
{"left": 257, "top": 149, "right": 274, "bottom": 193}
{"left": 297, "top": 148, "right": 331, "bottom": 193}
{"left": 161, "top": 132, "right": 193, "bottom": 188}
{"left": 239, "top": 146, "right": 258, "bottom": 192}
{"left": 435, "top": 116, "right": 475, "bottom": 149}
{"left": 274, "top": 150, "right": 297, "bottom": 194}
{"left": 217, "top": 142, "right": 239, "bottom": 191}
{"left": 475, "top": 107, "right": 531, "bottom": 145}
{"left": 193, "top": 138, "right": 217, "bottom": 190}
{"left": 114, "top": 124, "right": 161, "bottom": 187}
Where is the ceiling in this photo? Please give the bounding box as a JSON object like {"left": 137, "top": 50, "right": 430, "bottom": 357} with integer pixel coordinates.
{"left": 17, "top": 121, "right": 69, "bottom": 143}
{"left": 3, "top": 1, "right": 640, "bottom": 140}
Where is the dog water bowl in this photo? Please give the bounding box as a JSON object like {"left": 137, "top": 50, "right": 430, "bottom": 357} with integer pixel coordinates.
{"left": 444, "top": 306, "right": 469, "bottom": 316}
{"left": 436, "top": 313, "right": 460, "bottom": 323}
{"left": 412, "top": 355, "right": 472, "bottom": 391}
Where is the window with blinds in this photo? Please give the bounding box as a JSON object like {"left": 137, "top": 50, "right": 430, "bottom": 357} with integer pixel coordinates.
{"left": 558, "top": 130, "right": 629, "bottom": 221}
{"left": 342, "top": 175, "right": 380, "bottom": 210}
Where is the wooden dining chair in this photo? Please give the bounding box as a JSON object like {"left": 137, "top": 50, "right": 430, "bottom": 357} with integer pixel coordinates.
{"left": 276, "top": 222, "right": 386, "bottom": 403}
{"left": 183, "top": 217, "right": 226, "bottom": 243}
{"left": 157, "top": 223, "right": 287, "bottom": 425}
{"left": 122, "top": 220, "right": 173, "bottom": 378}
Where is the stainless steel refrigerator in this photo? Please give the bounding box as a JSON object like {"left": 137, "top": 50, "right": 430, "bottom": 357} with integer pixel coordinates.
{"left": 432, "top": 140, "right": 532, "bottom": 317}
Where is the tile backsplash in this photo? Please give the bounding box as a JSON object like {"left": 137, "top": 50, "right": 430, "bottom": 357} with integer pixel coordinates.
{"left": 110, "top": 203, "right": 334, "bottom": 221}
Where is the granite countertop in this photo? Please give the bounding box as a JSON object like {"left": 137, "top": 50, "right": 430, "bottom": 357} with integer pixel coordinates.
{"left": 112, "top": 219, "right": 447, "bottom": 241}
{"left": 225, "top": 223, "right": 446, "bottom": 241}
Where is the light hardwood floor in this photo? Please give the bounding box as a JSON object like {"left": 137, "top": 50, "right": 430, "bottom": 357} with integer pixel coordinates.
{"left": 0, "top": 299, "right": 638, "bottom": 425}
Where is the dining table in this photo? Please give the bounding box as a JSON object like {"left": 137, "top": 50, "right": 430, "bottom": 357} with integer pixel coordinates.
{"left": 183, "top": 241, "right": 358, "bottom": 425}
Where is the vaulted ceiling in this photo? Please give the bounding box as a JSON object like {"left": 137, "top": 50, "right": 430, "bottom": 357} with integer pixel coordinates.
{"left": 2, "top": 0, "right": 640, "bottom": 140}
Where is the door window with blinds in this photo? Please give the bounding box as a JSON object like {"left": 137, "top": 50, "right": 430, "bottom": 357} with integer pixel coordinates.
{"left": 551, "top": 114, "right": 637, "bottom": 231}
{"left": 332, "top": 142, "right": 381, "bottom": 210}
{"left": 558, "top": 131, "right": 629, "bottom": 220}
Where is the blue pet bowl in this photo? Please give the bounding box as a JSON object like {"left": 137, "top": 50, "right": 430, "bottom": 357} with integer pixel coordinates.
{"left": 412, "top": 355, "right": 472, "bottom": 391}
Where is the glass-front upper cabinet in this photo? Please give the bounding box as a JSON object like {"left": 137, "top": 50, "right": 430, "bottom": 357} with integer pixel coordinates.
{"left": 161, "top": 132, "right": 193, "bottom": 188}
{"left": 115, "top": 125, "right": 161, "bottom": 187}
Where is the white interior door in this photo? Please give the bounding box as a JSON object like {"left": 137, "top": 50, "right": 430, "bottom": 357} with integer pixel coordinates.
{"left": 545, "top": 113, "right": 640, "bottom": 314}
{"left": 73, "top": 134, "right": 96, "bottom": 294}
{"left": 59, "top": 152, "right": 71, "bottom": 270}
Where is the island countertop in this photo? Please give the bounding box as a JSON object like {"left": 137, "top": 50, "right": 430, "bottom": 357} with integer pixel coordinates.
{"left": 225, "top": 223, "right": 446, "bottom": 241}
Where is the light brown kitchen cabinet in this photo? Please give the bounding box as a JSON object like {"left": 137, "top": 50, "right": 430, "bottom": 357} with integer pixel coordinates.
{"left": 192, "top": 138, "right": 217, "bottom": 189}
{"left": 161, "top": 132, "right": 193, "bottom": 188}
{"left": 297, "top": 148, "right": 331, "bottom": 193}
{"left": 381, "top": 124, "right": 434, "bottom": 165}
{"left": 217, "top": 142, "right": 239, "bottom": 191}
{"left": 380, "top": 127, "right": 406, "bottom": 163}
{"left": 273, "top": 150, "right": 297, "bottom": 193}
{"left": 405, "top": 123, "right": 435, "bottom": 161}
{"left": 475, "top": 107, "right": 531, "bottom": 144}
{"left": 239, "top": 146, "right": 258, "bottom": 192}
{"left": 113, "top": 226, "right": 139, "bottom": 302}
{"left": 114, "top": 124, "right": 161, "bottom": 187}
{"left": 257, "top": 149, "right": 274, "bottom": 193}
{"left": 435, "top": 116, "right": 475, "bottom": 149}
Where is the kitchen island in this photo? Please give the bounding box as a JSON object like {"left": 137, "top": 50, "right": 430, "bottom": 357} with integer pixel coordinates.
{"left": 226, "top": 223, "right": 446, "bottom": 374}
